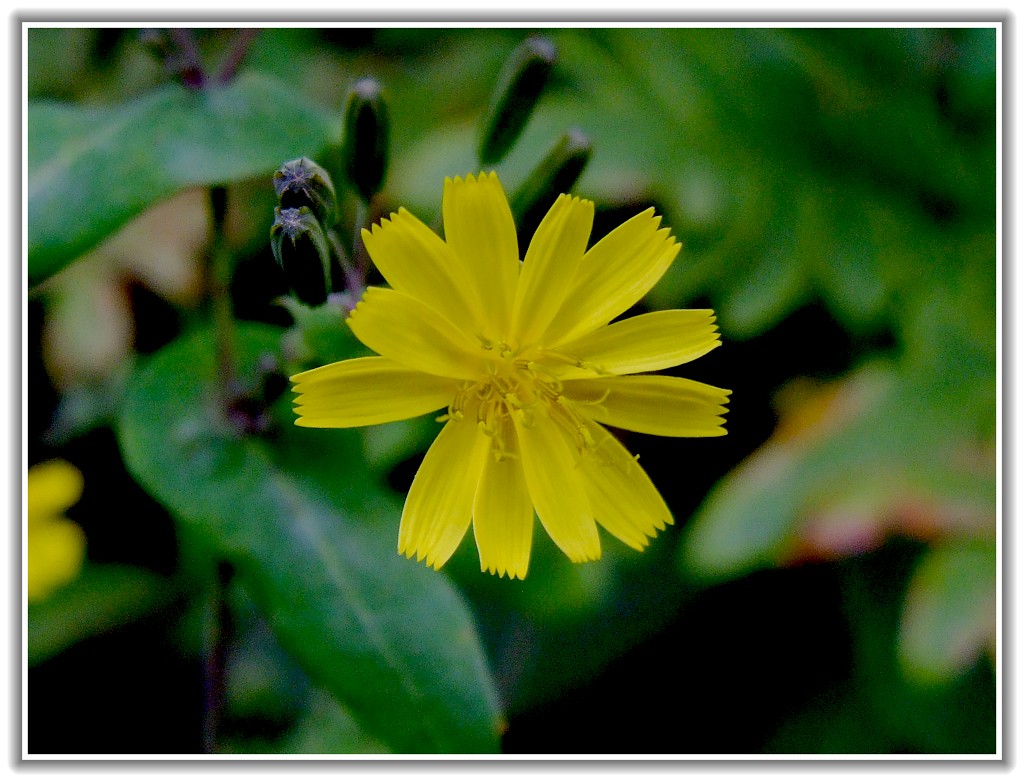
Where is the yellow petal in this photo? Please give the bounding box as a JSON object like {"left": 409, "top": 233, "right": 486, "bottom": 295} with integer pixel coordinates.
{"left": 398, "top": 414, "right": 490, "bottom": 570}
{"left": 292, "top": 356, "right": 456, "bottom": 428}
{"left": 441, "top": 173, "right": 519, "bottom": 337}
{"left": 361, "top": 208, "right": 481, "bottom": 335}
{"left": 551, "top": 309, "right": 720, "bottom": 378}
{"left": 27, "top": 460, "right": 83, "bottom": 525}
{"left": 472, "top": 420, "right": 533, "bottom": 579}
{"left": 543, "top": 208, "right": 680, "bottom": 345}
{"left": 563, "top": 375, "right": 731, "bottom": 437}
{"left": 579, "top": 422, "right": 673, "bottom": 551}
{"left": 511, "top": 194, "right": 594, "bottom": 346}
{"left": 346, "top": 287, "right": 484, "bottom": 380}
{"left": 514, "top": 408, "right": 600, "bottom": 563}
{"left": 27, "top": 519, "right": 86, "bottom": 603}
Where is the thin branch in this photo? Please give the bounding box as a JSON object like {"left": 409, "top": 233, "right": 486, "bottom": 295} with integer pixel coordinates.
{"left": 201, "top": 561, "right": 233, "bottom": 753}
{"left": 168, "top": 28, "right": 206, "bottom": 90}
{"left": 207, "top": 186, "right": 237, "bottom": 415}
{"left": 218, "top": 28, "right": 259, "bottom": 84}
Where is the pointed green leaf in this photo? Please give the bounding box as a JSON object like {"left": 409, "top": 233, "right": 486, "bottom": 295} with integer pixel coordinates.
{"left": 28, "top": 71, "right": 335, "bottom": 284}
{"left": 899, "top": 538, "right": 996, "bottom": 683}
{"left": 681, "top": 358, "right": 995, "bottom": 581}
{"left": 117, "top": 324, "right": 502, "bottom": 753}
{"left": 28, "top": 564, "right": 177, "bottom": 666}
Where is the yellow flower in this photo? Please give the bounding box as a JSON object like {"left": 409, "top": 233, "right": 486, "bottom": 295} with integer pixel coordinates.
{"left": 292, "top": 172, "right": 729, "bottom": 578}
{"left": 27, "top": 460, "right": 86, "bottom": 602}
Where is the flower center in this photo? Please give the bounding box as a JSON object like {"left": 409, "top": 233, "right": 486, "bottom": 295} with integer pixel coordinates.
{"left": 439, "top": 342, "right": 609, "bottom": 462}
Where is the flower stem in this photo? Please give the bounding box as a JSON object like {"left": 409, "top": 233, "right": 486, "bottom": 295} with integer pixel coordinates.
{"left": 352, "top": 199, "right": 369, "bottom": 283}
{"left": 218, "top": 28, "right": 259, "bottom": 84}
{"left": 326, "top": 229, "right": 361, "bottom": 314}
{"left": 341, "top": 198, "right": 372, "bottom": 309}
{"left": 207, "top": 185, "right": 237, "bottom": 414}
{"left": 201, "top": 561, "right": 233, "bottom": 753}
{"left": 169, "top": 28, "right": 206, "bottom": 90}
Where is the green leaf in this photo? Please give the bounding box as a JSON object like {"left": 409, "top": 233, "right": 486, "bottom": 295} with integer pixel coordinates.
{"left": 837, "top": 550, "right": 996, "bottom": 753}
{"left": 28, "top": 71, "right": 335, "bottom": 284}
{"left": 223, "top": 580, "right": 310, "bottom": 727}
{"left": 280, "top": 689, "right": 391, "bottom": 754}
{"left": 444, "top": 527, "right": 690, "bottom": 714}
{"left": 28, "top": 564, "right": 177, "bottom": 666}
{"left": 899, "top": 538, "right": 996, "bottom": 683}
{"left": 680, "top": 359, "right": 996, "bottom": 582}
{"left": 117, "top": 323, "right": 502, "bottom": 753}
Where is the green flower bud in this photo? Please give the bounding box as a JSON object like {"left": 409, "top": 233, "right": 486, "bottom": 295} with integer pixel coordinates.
{"left": 478, "top": 36, "right": 557, "bottom": 166}
{"left": 270, "top": 206, "right": 333, "bottom": 307}
{"left": 273, "top": 157, "right": 338, "bottom": 225}
{"left": 341, "top": 77, "right": 390, "bottom": 202}
{"left": 511, "top": 127, "right": 593, "bottom": 240}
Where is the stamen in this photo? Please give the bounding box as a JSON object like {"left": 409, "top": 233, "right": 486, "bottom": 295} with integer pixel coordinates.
{"left": 524, "top": 361, "right": 564, "bottom": 393}
{"left": 586, "top": 388, "right": 611, "bottom": 406}
{"left": 541, "top": 349, "right": 611, "bottom": 377}
{"left": 512, "top": 406, "right": 536, "bottom": 428}
{"left": 548, "top": 397, "right": 596, "bottom": 454}
{"left": 568, "top": 387, "right": 611, "bottom": 419}
{"left": 503, "top": 391, "right": 526, "bottom": 409}
{"left": 578, "top": 423, "right": 596, "bottom": 449}
{"left": 448, "top": 380, "right": 477, "bottom": 422}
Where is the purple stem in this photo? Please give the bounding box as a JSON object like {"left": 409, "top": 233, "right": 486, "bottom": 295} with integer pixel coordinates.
{"left": 169, "top": 28, "right": 205, "bottom": 89}
{"left": 218, "top": 28, "right": 259, "bottom": 84}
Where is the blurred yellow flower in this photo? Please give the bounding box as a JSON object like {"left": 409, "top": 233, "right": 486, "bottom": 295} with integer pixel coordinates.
{"left": 292, "top": 172, "right": 729, "bottom": 578}
{"left": 27, "top": 460, "right": 86, "bottom": 602}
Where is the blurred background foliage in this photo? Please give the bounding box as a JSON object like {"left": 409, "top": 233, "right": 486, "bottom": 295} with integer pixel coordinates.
{"left": 27, "top": 26, "right": 997, "bottom": 754}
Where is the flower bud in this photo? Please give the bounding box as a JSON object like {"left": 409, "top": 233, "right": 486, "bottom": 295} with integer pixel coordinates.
{"left": 273, "top": 157, "right": 338, "bottom": 225}
{"left": 511, "top": 127, "right": 593, "bottom": 240}
{"left": 341, "top": 77, "right": 390, "bottom": 202}
{"left": 478, "top": 36, "right": 557, "bottom": 166}
{"left": 270, "top": 206, "right": 333, "bottom": 306}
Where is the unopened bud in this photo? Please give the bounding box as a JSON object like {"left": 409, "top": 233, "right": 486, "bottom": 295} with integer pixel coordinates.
{"left": 270, "top": 206, "right": 333, "bottom": 306}
{"left": 511, "top": 127, "right": 593, "bottom": 239}
{"left": 478, "top": 36, "right": 557, "bottom": 166}
{"left": 273, "top": 157, "right": 338, "bottom": 225}
{"left": 341, "top": 78, "right": 390, "bottom": 202}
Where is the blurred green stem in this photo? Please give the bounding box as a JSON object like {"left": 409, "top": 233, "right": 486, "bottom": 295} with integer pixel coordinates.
{"left": 351, "top": 199, "right": 370, "bottom": 300}
{"left": 327, "top": 228, "right": 361, "bottom": 313}
{"left": 202, "top": 561, "right": 233, "bottom": 753}
{"left": 208, "top": 186, "right": 237, "bottom": 414}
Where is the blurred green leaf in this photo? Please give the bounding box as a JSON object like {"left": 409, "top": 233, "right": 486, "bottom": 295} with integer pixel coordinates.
{"left": 767, "top": 685, "right": 898, "bottom": 753}
{"left": 277, "top": 296, "right": 369, "bottom": 371}
{"left": 899, "top": 538, "right": 996, "bottom": 683}
{"left": 280, "top": 689, "right": 390, "bottom": 754}
{"left": 771, "top": 544, "right": 995, "bottom": 753}
{"left": 841, "top": 549, "right": 996, "bottom": 753}
{"left": 680, "top": 357, "right": 995, "bottom": 581}
{"left": 446, "top": 528, "right": 689, "bottom": 714}
{"left": 117, "top": 323, "right": 502, "bottom": 753}
{"left": 28, "top": 564, "right": 177, "bottom": 666}
{"left": 220, "top": 580, "right": 389, "bottom": 753}
{"left": 360, "top": 416, "right": 441, "bottom": 476}
{"left": 28, "top": 71, "right": 335, "bottom": 284}
{"left": 27, "top": 28, "right": 97, "bottom": 99}
{"left": 392, "top": 28, "right": 994, "bottom": 343}
{"left": 224, "top": 580, "right": 309, "bottom": 728}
